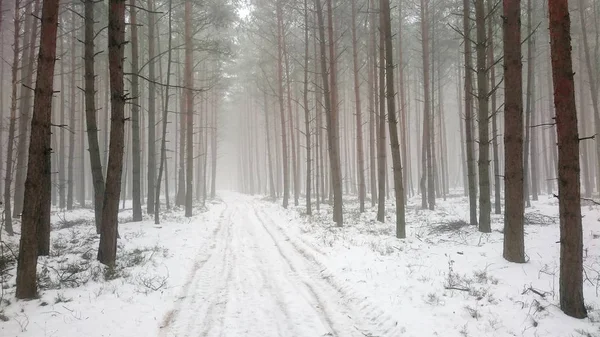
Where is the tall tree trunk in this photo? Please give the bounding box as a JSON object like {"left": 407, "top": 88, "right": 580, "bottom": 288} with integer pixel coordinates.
{"left": 58, "top": 33, "right": 66, "bottom": 209}
{"left": 177, "top": 48, "right": 186, "bottom": 205}
{"left": 276, "top": 1, "right": 290, "bottom": 209}
{"left": 184, "top": 0, "right": 194, "bottom": 217}
{"left": 381, "top": 0, "right": 405, "bottom": 238}
{"left": 351, "top": 0, "right": 365, "bottom": 213}
{"left": 368, "top": 0, "right": 377, "bottom": 207}
{"left": 488, "top": 0, "right": 501, "bottom": 214}
{"left": 210, "top": 94, "right": 218, "bottom": 199}
{"left": 303, "top": 0, "right": 312, "bottom": 215}
{"left": 282, "top": 29, "right": 298, "bottom": 207}
{"left": 420, "top": 0, "right": 434, "bottom": 210}
{"left": 326, "top": 0, "right": 343, "bottom": 225}
{"left": 377, "top": 0, "right": 387, "bottom": 222}
{"left": 130, "top": 0, "right": 142, "bottom": 221}
{"left": 67, "top": 8, "right": 76, "bottom": 210}
{"left": 315, "top": 0, "right": 342, "bottom": 225}
{"left": 398, "top": 1, "right": 409, "bottom": 202}
{"left": 98, "top": 0, "right": 126, "bottom": 266}
{"left": 548, "top": 0, "right": 587, "bottom": 318}
{"left": 85, "top": 0, "right": 105, "bottom": 232}
{"left": 464, "top": 0, "right": 478, "bottom": 226}
{"left": 16, "top": 0, "right": 59, "bottom": 298}
{"left": 146, "top": 0, "right": 156, "bottom": 214}
{"left": 154, "top": 0, "right": 173, "bottom": 224}
{"left": 475, "top": 0, "right": 491, "bottom": 233}
{"left": 503, "top": 0, "right": 525, "bottom": 263}
{"left": 13, "top": 0, "right": 40, "bottom": 218}
{"left": 3, "top": 0, "right": 21, "bottom": 235}
{"left": 523, "top": 0, "right": 533, "bottom": 207}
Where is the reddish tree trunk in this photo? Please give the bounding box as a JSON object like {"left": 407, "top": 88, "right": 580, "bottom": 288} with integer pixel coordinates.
{"left": 98, "top": 0, "right": 126, "bottom": 266}
{"left": 548, "top": 0, "right": 587, "bottom": 319}
{"left": 16, "top": 0, "right": 60, "bottom": 298}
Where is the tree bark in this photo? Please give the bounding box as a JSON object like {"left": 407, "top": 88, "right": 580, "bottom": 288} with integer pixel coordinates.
{"left": 3, "top": 0, "right": 21, "bottom": 236}
{"left": 502, "top": 0, "right": 525, "bottom": 263}
{"left": 184, "top": 0, "right": 193, "bottom": 217}
{"left": 548, "top": 0, "right": 587, "bottom": 319}
{"left": 377, "top": 0, "right": 387, "bottom": 222}
{"left": 13, "top": 0, "right": 40, "bottom": 218}
{"left": 154, "top": 0, "right": 173, "bottom": 224}
{"left": 475, "top": 0, "right": 491, "bottom": 233}
{"left": 488, "top": 0, "right": 501, "bottom": 214}
{"left": 303, "top": 0, "right": 312, "bottom": 215}
{"left": 67, "top": 8, "right": 76, "bottom": 210}
{"left": 464, "top": 0, "right": 478, "bottom": 226}
{"left": 130, "top": 0, "right": 142, "bottom": 221}
{"left": 315, "top": 0, "right": 342, "bottom": 225}
{"left": 350, "top": 0, "right": 365, "bottom": 213}
{"left": 381, "top": 0, "right": 405, "bottom": 238}
{"left": 16, "top": 0, "right": 59, "bottom": 298}
{"left": 146, "top": 0, "right": 156, "bottom": 214}
{"left": 276, "top": 1, "right": 290, "bottom": 209}
{"left": 420, "top": 0, "right": 434, "bottom": 210}
{"left": 85, "top": 0, "right": 105, "bottom": 232}
{"left": 98, "top": 0, "right": 126, "bottom": 266}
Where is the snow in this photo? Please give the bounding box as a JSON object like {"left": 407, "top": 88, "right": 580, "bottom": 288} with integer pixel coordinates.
{"left": 2, "top": 192, "right": 600, "bottom": 336}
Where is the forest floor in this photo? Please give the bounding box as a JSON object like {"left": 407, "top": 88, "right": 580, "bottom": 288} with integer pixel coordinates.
{"left": 1, "top": 191, "right": 600, "bottom": 337}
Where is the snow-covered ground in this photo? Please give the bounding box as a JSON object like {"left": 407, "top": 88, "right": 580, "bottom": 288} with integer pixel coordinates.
{"left": 1, "top": 192, "right": 600, "bottom": 336}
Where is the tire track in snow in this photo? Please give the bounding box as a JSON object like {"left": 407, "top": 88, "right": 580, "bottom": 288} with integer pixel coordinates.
{"left": 249, "top": 206, "right": 359, "bottom": 337}
{"left": 253, "top": 202, "right": 405, "bottom": 337}
{"left": 158, "top": 202, "right": 234, "bottom": 337}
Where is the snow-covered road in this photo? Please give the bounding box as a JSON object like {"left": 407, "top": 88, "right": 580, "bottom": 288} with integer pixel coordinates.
{"left": 159, "top": 194, "right": 394, "bottom": 337}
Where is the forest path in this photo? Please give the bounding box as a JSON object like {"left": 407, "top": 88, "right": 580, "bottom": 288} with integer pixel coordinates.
{"left": 158, "top": 193, "right": 385, "bottom": 337}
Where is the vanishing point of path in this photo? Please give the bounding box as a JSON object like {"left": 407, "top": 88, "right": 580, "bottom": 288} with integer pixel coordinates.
{"left": 157, "top": 193, "right": 403, "bottom": 337}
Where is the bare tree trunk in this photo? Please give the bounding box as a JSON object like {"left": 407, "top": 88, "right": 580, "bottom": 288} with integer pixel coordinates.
{"left": 503, "top": 0, "right": 525, "bottom": 263}
{"left": 464, "top": 0, "right": 478, "bottom": 226}
{"left": 381, "top": 0, "right": 405, "bottom": 238}
{"left": 16, "top": 0, "right": 59, "bottom": 298}
{"left": 98, "top": 0, "right": 126, "bottom": 266}
{"left": 264, "top": 92, "right": 276, "bottom": 199}
{"left": 420, "top": 0, "right": 434, "bottom": 210}
{"left": 3, "top": 0, "right": 21, "bottom": 235}
{"left": 458, "top": 63, "right": 468, "bottom": 196}
{"left": 276, "top": 0, "right": 290, "bottom": 209}
{"left": 154, "top": 0, "right": 173, "bottom": 224}
{"left": 177, "top": 47, "right": 186, "bottom": 205}
{"left": 523, "top": 0, "right": 533, "bottom": 207}
{"left": 282, "top": 30, "right": 298, "bottom": 206}
{"left": 326, "top": 0, "right": 343, "bottom": 225}
{"left": 13, "top": 0, "right": 40, "bottom": 218}
{"left": 368, "top": 1, "right": 377, "bottom": 207}
{"left": 315, "top": 0, "right": 342, "bottom": 225}
{"left": 475, "top": 0, "right": 491, "bottom": 232}
{"left": 303, "top": 0, "right": 312, "bottom": 215}
{"left": 85, "top": 0, "right": 105, "bottom": 232}
{"left": 487, "top": 0, "right": 501, "bottom": 214}
{"left": 146, "top": 0, "right": 156, "bottom": 214}
{"left": 398, "top": 1, "right": 409, "bottom": 202}
{"left": 377, "top": 0, "right": 387, "bottom": 222}
{"left": 351, "top": 0, "right": 365, "bottom": 212}
{"left": 548, "top": 0, "right": 587, "bottom": 318}
{"left": 184, "top": 0, "right": 193, "bottom": 217}
{"left": 67, "top": 8, "right": 76, "bottom": 210}
{"left": 210, "top": 93, "right": 218, "bottom": 199}
{"left": 59, "top": 34, "right": 66, "bottom": 209}
{"left": 130, "top": 0, "right": 142, "bottom": 221}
